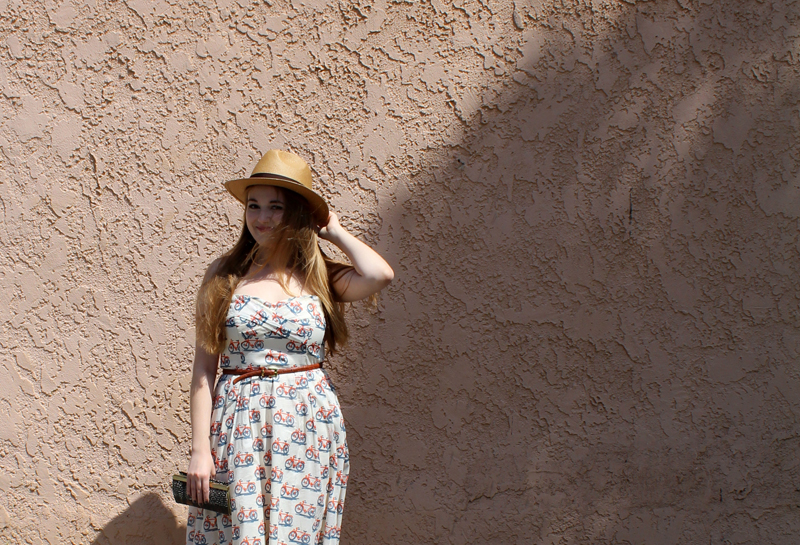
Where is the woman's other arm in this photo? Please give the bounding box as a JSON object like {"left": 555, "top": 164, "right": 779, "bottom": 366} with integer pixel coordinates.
{"left": 186, "top": 260, "right": 223, "bottom": 504}
{"left": 186, "top": 344, "right": 219, "bottom": 504}
{"left": 318, "top": 212, "right": 394, "bottom": 302}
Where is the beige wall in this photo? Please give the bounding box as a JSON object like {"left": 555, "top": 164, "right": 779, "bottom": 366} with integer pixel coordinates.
{"left": 1, "top": 0, "right": 798, "bottom": 543}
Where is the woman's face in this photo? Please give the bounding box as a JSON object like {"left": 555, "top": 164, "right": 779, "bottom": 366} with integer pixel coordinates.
{"left": 245, "top": 185, "right": 285, "bottom": 247}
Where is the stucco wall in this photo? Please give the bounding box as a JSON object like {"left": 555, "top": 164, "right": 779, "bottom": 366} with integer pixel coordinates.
{"left": 1, "top": 0, "right": 798, "bottom": 543}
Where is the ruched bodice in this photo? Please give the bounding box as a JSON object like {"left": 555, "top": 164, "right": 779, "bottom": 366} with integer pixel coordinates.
{"left": 220, "top": 294, "right": 326, "bottom": 371}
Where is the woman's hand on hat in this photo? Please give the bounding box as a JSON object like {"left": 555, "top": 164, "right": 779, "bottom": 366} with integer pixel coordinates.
{"left": 317, "top": 211, "right": 342, "bottom": 242}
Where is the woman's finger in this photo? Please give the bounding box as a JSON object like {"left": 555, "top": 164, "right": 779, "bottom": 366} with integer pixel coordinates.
{"left": 192, "top": 476, "right": 200, "bottom": 504}
{"left": 191, "top": 474, "right": 203, "bottom": 504}
{"left": 202, "top": 475, "right": 210, "bottom": 503}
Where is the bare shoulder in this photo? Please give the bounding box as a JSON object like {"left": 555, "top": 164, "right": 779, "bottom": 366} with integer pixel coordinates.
{"left": 202, "top": 257, "right": 225, "bottom": 284}
{"left": 196, "top": 257, "right": 227, "bottom": 315}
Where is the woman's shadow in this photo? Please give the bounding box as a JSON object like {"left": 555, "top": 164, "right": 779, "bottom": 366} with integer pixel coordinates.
{"left": 91, "top": 493, "right": 185, "bottom": 545}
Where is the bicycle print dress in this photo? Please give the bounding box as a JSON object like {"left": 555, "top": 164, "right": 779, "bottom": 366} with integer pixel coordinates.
{"left": 186, "top": 294, "right": 348, "bottom": 545}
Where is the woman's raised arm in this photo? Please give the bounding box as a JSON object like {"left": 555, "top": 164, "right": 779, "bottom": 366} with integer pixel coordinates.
{"left": 318, "top": 212, "right": 394, "bottom": 302}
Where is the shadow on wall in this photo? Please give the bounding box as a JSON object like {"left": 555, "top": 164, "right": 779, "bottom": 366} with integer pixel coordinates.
{"left": 340, "top": 1, "right": 799, "bottom": 544}
{"left": 91, "top": 493, "right": 185, "bottom": 545}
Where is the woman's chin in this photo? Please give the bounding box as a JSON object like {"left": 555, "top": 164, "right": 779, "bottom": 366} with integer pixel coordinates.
{"left": 249, "top": 230, "right": 272, "bottom": 246}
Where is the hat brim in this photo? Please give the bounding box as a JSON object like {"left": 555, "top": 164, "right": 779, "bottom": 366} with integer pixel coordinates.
{"left": 225, "top": 176, "right": 329, "bottom": 225}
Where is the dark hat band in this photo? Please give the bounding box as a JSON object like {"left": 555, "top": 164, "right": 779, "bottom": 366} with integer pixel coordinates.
{"left": 250, "top": 172, "right": 295, "bottom": 181}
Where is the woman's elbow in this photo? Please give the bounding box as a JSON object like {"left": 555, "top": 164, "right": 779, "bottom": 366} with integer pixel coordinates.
{"left": 367, "top": 266, "right": 394, "bottom": 292}
{"left": 380, "top": 265, "right": 394, "bottom": 285}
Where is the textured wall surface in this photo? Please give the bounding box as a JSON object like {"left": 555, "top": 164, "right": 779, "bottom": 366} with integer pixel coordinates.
{"left": 1, "top": 0, "right": 799, "bottom": 543}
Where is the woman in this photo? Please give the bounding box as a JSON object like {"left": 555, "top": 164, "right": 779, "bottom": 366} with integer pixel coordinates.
{"left": 185, "top": 150, "right": 393, "bottom": 545}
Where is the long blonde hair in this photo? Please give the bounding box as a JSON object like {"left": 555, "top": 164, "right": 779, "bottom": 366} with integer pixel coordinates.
{"left": 196, "top": 188, "right": 352, "bottom": 355}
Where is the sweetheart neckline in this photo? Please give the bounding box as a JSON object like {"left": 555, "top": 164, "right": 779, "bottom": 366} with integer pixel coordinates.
{"left": 230, "top": 293, "right": 319, "bottom": 307}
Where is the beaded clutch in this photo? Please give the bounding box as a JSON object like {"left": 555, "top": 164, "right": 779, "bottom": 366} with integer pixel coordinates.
{"left": 172, "top": 471, "right": 231, "bottom": 514}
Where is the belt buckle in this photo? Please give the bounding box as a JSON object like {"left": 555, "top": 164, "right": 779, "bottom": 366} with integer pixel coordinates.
{"left": 262, "top": 366, "right": 281, "bottom": 379}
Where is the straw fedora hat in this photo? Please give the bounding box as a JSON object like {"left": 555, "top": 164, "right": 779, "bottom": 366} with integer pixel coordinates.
{"left": 225, "top": 150, "right": 329, "bottom": 224}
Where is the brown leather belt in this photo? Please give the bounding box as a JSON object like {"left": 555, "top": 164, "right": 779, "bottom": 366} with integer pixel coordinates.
{"left": 223, "top": 363, "right": 323, "bottom": 385}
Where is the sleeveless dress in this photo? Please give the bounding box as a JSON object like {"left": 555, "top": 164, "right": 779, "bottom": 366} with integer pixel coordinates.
{"left": 186, "top": 294, "right": 348, "bottom": 545}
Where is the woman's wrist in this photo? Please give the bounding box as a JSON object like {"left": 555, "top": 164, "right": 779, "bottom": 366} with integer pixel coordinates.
{"left": 320, "top": 223, "right": 347, "bottom": 244}
{"left": 191, "top": 442, "right": 211, "bottom": 456}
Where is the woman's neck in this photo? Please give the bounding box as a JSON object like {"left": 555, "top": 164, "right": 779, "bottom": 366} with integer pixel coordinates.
{"left": 245, "top": 259, "right": 276, "bottom": 280}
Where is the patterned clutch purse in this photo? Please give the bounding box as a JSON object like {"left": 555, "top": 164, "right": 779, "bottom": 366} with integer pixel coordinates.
{"left": 172, "top": 471, "right": 231, "bottom": 515}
